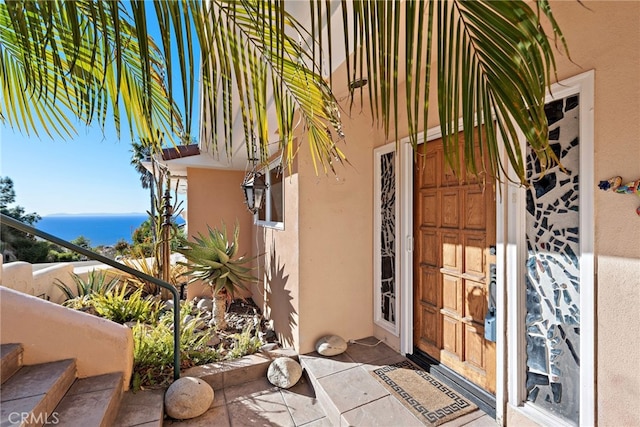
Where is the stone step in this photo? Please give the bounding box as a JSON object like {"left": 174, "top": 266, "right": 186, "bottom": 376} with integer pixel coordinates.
{"left": 183, "top": 348, "right": 298, "bottom": 391}
{"left": 113, "top": 389, "right": 165, "bottom": 427}
{"left": 1, "top": 343, "right": 23, "bottom": 384}
{"left": 0, "top": 359, "right": 76, "bottom": 427}
{"left": 45, "top": 372, "right": 124, "bottom": 427}
{"left": 299, "top": 337, "right": 424, "bottom": 426}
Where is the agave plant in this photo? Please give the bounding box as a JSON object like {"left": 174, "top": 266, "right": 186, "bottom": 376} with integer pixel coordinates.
{"left": 55, "top": 270, "right": 120, "bottom": 309}
{"left": 177, "top": 223, "right": 256, "bottom": 330}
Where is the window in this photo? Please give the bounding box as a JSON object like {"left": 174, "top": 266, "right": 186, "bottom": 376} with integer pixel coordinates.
{"left": 257, "top": 164, "right": 284, "bottom": 228}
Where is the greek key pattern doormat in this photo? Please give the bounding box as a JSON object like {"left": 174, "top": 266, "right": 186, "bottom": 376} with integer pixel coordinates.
{"left": 370, "top": 361, "right": 477, "bottom": 426}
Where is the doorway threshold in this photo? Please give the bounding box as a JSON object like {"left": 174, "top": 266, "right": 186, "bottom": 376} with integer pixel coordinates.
{"left": 407, "top": 349, "right": 496, "bottom": 419}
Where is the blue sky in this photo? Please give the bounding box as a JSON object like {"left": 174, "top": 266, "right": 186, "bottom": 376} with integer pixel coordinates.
{"left": 1, "top": 122, "right": 152, "bottom": 216}
{"left": 1, "top": 11, "right": 197, "bottom": 217}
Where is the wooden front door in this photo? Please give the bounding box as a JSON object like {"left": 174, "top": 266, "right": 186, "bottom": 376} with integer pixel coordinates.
{"left": 413, "top": 136, "right": 496, "bottom": 394}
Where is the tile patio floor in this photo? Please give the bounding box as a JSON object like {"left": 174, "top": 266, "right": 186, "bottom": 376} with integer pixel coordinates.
{"left": 165, "top": 338, "right": 495, "bottom": 427}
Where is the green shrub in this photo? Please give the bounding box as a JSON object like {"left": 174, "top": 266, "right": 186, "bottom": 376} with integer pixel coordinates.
{"left": 225, "top": 325, "right": 262, "bottom": 360}
{"left": 132, "top": 306, "right": 219, "bottom": 388}
{"left": 92, "top": 287, "right": 160, "bottom": 324}
{"left": 55, "top": 270, "right": 120, "bottom": 300}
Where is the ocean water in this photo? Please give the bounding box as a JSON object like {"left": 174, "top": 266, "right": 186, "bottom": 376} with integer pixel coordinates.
{"left": 36, "top": 214, "right": 163, "bottom": 247}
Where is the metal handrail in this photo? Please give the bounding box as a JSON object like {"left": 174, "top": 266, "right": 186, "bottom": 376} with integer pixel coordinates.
{"left": 0, "top": 213, "right": 181, "bottom": 381}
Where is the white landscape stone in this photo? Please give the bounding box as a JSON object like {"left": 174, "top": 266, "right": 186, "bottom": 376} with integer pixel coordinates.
{"left": 315, "top": 335, "right": 348, "bottom": 356}
{"left": 267, "top": 357, "right": 302, "bottom": 389}
{"left": 197, "top": 298, "right": 214, "bottom": 312}
{"left": 164, "top": 376, "right": 214, "bottom": 420}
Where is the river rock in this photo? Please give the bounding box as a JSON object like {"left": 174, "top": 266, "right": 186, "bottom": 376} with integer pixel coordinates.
{"left": 197, "top": 298, "right": 214, "bottom": 312}
{"left": 315, "top": 335, "right": 348, "bottom": 356}
{"left": 267, "top": 357, "right": 302, "bottom": 389}
{"left": 164, "top": 376, "right": 214, "bottom": 420}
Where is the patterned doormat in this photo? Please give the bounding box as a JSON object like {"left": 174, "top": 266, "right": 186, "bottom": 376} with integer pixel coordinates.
{"left": 370, "top": 361, "right": 478, "bottom": 426}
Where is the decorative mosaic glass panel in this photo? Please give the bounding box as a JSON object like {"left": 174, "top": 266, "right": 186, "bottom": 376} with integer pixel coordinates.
{"left": 525, "top": 95, "right": 580, "bottom": 424}
{"left": 380, "top": 151, "right": 396, "bottom": 324}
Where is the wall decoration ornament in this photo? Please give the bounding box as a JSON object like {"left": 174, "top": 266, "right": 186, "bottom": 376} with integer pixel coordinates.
{"left": 598, "top": 176, "right": 640, "bottom": 216}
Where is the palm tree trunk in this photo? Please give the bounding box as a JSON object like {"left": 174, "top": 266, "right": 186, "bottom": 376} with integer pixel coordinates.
{"left": 212, "top": 292, "right": 227, "bottom": 330}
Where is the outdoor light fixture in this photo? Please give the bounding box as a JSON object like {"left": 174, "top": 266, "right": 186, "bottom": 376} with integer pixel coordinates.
{"left": 349, "top": 77, "right": 368, "bottom": 90}
{"left": 241, "top": 168, "right": 268, "bottom": 214}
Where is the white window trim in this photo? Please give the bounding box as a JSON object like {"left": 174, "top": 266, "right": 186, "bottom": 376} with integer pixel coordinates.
{"left": 255, "top": 162, "right": 285, "bottom": 230}
{"left": 503, "top": 70, "right": 595, "bottom": 427}
{"left": 374, "top": 143, "right": 401, "bottom": 336}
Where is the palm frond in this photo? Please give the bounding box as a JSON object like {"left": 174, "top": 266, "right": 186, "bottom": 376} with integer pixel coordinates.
{"left": 0, "top": 0, "right": 181, "bottom": 141}
{"left": 311, "top": 0, "right": 568, "bottom": 184}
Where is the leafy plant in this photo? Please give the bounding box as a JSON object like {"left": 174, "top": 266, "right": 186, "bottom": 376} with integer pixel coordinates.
{"left": 177, "top": 223, "right": 257, "bottom": 330}
{"left": 120, "top": 247, "right": 186, "bottom": 299}
{"left": 225, "top": 325, "right": 262, "bottom": 360}
{"left": 55, "top": 270, "right": 120, "bottom": 300}
{"left": 177, "top": 223, "right": 256, "bottom": 298}
{"left": 132, "top": 305, "right": 219, "bottom": 388}
{"left": 92, "top": 287, "right": 160, "bottom": 324}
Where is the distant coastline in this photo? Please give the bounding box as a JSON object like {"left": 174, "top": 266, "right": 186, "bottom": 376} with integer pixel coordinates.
{"left": 44, "top": 212, "right": 148, "bottom": 217}
{"left": 37, "top": 213, "right": 184, "bottom": 247}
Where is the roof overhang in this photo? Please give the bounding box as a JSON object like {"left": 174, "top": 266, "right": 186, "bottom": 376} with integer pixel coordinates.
{"left": 141, "top": 144, "right": 238, "bottom": 194}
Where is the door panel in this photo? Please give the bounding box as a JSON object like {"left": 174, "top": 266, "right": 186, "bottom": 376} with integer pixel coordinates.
{"left": 413, "top": 136, "right": 496, "bottom": 394}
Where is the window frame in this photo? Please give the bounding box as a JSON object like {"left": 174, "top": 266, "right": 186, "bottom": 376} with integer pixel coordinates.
{"left": 255, "top": 161, "right": 284, "bottom": 230}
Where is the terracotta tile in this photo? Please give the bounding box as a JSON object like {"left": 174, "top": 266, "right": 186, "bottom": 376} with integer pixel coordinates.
{"left": 280, "top": 375, "right": 326, "bottom": 426}
{"left": 165, "top": 405, "right": 230, "bottom": 427}
{"left": 223, "top": 378, "right": 278, "bottom": 404}
{"left": 65, "top": 372, "right": 122, "bottom": 395}
{"left": 227, "top": 391, "right": 294, "bottom": 427}
{"left": 1, "top": 360, "right": 75, "bottom": 401}
{"left": 316, "top": 366, "right": 388, "bottom": 414}
{"left": 114, "top": 389, "right": 164, "bottom": 426}
{"left": 457, "top": 413, "right": 496, "bottom": 427}
{"left": 297, "top": 417, "right": 334, "bottom": 427}
{"left": 340, "top": 396, "right": 425, "bottom": 427}
{"left": 222, "top": 355, "right": 271, "bottom": 389}
{"left": 47, "top": 388, "right": 118, "bottom": 427}
{"left": 299, "top": 352, "right": 358, "bottom": 379}
{"left": 439, "top": 409, "right": 487, "bottom": 427}
{"left": 358, "top": 353, "right": 408, "bottom": 372}
{"left": 212, "top": 387, "right": 226, "bottom": 408}
{"left": 345, "top": 338, "right": 401, "bottom": 364}
{"left": 0, "top": 395, "right": 43, "bottom": 426}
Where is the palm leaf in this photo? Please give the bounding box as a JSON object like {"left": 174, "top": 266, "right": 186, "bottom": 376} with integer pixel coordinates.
{"left": 311, "top": 0, "right": 568, "bottom": 184}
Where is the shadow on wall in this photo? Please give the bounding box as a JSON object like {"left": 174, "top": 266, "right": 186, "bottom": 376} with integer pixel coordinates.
{"left": 265, "top": 244, "right": 296, "bottom": 349}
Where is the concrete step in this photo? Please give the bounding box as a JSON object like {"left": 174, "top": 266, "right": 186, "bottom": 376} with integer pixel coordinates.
{"left": 45, "top": 372, "right": 124, "bottom": 427}
{"left": 299, "top": 337, "right": 424, "bottom": 426}
{"left": 1, "top": 343, "right": 23, "bottom": 384}
{"left": 183, "top": 348, "right": 298, "bottom": 390}
{"left": 113, "top": 389, "right": 165, "bottom": 427}
{"left": 0, "top": 359, "right": 76, "bottom": 427}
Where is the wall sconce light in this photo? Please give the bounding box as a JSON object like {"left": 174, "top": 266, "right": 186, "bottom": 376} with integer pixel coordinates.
{"left": 349, "top": 77, "right": 368, "bottom": 90}
{"left": 241, "top": 168, "right": 268, "bottom": 214}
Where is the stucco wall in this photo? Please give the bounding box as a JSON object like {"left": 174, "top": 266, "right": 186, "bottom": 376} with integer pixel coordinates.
{"left": 0, "top": 286, "right": 133, "bottom": 389}
{"left": 185, "top": 167, "right": 254, "bottom": 300}
{"left": 256, "top": 167, "right": 301, "bottom": 350}
{"left": 295, "top": 100, "right": 385, "bottom": 354}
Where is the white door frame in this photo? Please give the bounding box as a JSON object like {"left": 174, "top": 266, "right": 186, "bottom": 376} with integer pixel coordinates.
{"left": 397, "top": 70, "right": 594, "bottom": 427}
{"left": 504, "top": 70, "right": 595, "bottom": 427}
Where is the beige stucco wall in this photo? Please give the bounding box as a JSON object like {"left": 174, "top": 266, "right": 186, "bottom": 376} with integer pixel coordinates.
{"left": 256, "top": 166, "right": 301, "bottom": 350}
{"left": 0, "top": 286, "right": 133, "bottom": 389}
{"left": 185, "top": 167, "right": 254, "bottom": 300}
{"left": 295, "top": 117, "right": 382, "bottom": 354}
